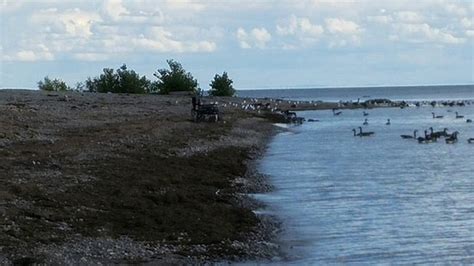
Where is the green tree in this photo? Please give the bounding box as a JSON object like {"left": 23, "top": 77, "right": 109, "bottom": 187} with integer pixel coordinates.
{"left": 85, "top": 64, "right": 151, "bottom": 94}
{"left": 153, "top": 59, "right": 198, "bottom": 94}
{"left": 209, "top": 72, "right": 235, "bottom": 97}
{"left": 38, "top": 76, "right": 70, "bottom": 91}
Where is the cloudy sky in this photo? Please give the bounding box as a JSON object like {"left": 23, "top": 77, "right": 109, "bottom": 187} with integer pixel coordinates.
{"left": 1, "top": 0, "right": 473, "bottom": 89}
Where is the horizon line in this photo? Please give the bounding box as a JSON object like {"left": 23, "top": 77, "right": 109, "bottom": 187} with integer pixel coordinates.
{"left": 237, "top": 83, "right": 474, "bottom": 91}
{"left": 1, "top": 83, "right": 473, "bottom": 91}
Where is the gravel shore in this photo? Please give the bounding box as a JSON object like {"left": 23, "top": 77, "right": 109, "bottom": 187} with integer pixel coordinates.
{"left": 0, "top": 90, "right": 289, "bottom": 264}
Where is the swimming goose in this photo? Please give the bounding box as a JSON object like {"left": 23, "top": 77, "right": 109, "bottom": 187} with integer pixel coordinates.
{"left": 363, "top": 119, "right": 369, "bottom": 126}
{"left": 445, "top": 131, "right": 459, "bottom": 144}
{"left": 401, "top": 130, "right": 417, "bottom": 139}
{"left": 332, "top": 108, "right": 342, "bottom": 116}
{"left": 352, "top": 129, "right": 360, "bottom": 136}
{"left": 455, "top": 112, "right": 464, "bottom": 119}
{"left": 358, "top": 127, "right": 374, "bottom": 137}
{"left": 432, "top": 112, "right": 443, "bottom": 119}
{"left": 418, "top": 130, "right": 436, "bottom": 143}
{"left": 467, "top": 119, "right": 472, "bottom": 123}
{"left": 425, "top": 130, "right": 438, "bottom": 142}
{"left": 417, "top": 131, "right": 430, "bottom": 143}
{"left": 386, "top": 119, "right": 391, "bottom": 125}
{"left": 363, "top": 111, "right": 369, "bottom": 116}
{"left": 468, "top": 138, "right": 474, "bottom": 143}
{"left": 430, "top": 127, "right": 448, "bottom": 138}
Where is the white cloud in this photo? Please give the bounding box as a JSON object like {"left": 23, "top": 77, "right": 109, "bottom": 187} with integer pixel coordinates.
{"left": 97, "top": 27, "right": 217, "bottom": 54}
{"left": 102, "top": 0, "right": 129, "bottom": 20}
{"left": 2, "top": 43, "right": 54, "bottom": 62}
{"left": 367, "top": 15, "right": 393, "bottom": 24}
{"left": 237, "top": 28, "right": 251, "bottom": 49}
{"left": 395, "top": 11, "right": 423, "bottom": 24}
{"left": 461, "top": 17, "right": 473, "bottom": 29}
{"left": 164, "top": 0, "right": 206, "bottom": 12}
{"left": 325, "top": 18, "right": 361, "bottom": 35}
{"left": 299, "top": 18, "right": 324, "bottom": 37}
{"left": 237, "top": 27, "right": 271, "bottom": 49}
{"left": 73, "top": 52, "right": 109, "bottom": 61}
{"left": 325, "top": 18, "right": 362, "bottom": 47}
{"left": 2, "top": 0, "right": 472, "bottom": 64}
{"left": 276, "top": 15, "right": 324, "bottom": 49}
{"left": 31, "top": 8, "right": 101, "bottom": 39}
{"left": 444, "top": 2, "right": 467, "bottom": 17}
{"left": 4, "top": 49, "right": 54, "bottom": 62}
{"left": 251, "top": 28, "right": 271, "bottom": 49}
{"left": 0, "top": 0, "right": 23, "bottom": 13}
{"left": 277, "top": 15, "right": 324, "bottom": 39}
{"left": 393, "top": 23, "right": 465, "bottom": 44}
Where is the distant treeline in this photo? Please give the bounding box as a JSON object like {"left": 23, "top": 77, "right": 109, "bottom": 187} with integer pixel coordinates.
{"left": 38, "top": 59, "right": 235, "bottom": 97}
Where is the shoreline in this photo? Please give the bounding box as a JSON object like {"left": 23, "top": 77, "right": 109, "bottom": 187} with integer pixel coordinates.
{"left": 1, "top": 89, "right": 473, "bottom": 264}
{"left": 0, "top": 90, "right": 286, "bottom": 264}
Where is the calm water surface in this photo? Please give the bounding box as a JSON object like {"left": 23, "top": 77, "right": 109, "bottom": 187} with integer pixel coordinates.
{"left": 238, "top": 85, "right": 474, "bottom": 102}
{"left": 255, "top": 104, "right": 474, "bottom": 264}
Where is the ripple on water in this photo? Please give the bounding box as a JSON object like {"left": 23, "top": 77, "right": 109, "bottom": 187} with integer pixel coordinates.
{"left": 258, "top": 105, "right": 474, "bottom": 264}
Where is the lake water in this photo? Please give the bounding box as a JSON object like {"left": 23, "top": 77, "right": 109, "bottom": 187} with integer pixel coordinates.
{"left": 252, "top": 85, "right": 474, "bottom": 264}
{"left": 238, "top": 85, "right": 474, "bottom": 102}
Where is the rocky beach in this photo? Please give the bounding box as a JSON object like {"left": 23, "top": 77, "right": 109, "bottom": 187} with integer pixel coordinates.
{"left": 0, "top": 89, "right": 412, "bottom": 264}
{"left": 0, "top": 89, "right": 293, "bottom": 264}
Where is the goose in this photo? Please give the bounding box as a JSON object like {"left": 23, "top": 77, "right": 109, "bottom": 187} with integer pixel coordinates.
{"left": 358, "top": 127, "right": 374, "bottom": 137}
{"left": 417, "top": 131, "right": 430, "bottom": 143}
{"left": 363, "top": 118, "right": 369, "bottom": 126}
{"left": 352, "top": 129, "right": 361, "bottom": 136}
{"left": 386, "top": 119, "right": 391, "bottom": 125}
{"left": 363, "top": 111, "right": 369, "bottom": 116}
{"left": 418, "top": 130, "right": 435, "bottom": 143}
{"left": 417, "top": 136, "right": 427, "bottom": 143}
{"left": 455, "top": 112, "right": 464, "bottom": 119}
{"left": 432, "top": 112, "right": 443, "bottom": 119}
{"left": 332, "top": 108, "right": 342, "bottom": 116}
{"left": 424, "top": 130, "right": 438, "bottom": 142}
{"left": 401, "top": 130, "right": 417, "bottom": 139}
{"left": 430, "top": 127, "right": 448, "bottom": 138}
{"left": 468, "top": 138, "right": 474, "bottom": 143}
{"left": 445, "top": 131, "right": 459, "bottom": 144}
{"left": 467, "top": 119, "right": 472, "bottom": 123}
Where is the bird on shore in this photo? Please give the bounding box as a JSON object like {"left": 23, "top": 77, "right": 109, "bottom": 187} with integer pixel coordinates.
{"left": 455, "top": 112, "right": 464, "bottom": 119}
{"left": 386, "top": 119, "right": 391, "bottom": 125}
{"left": 358, "top": 127, "right": 374, "bottom": 136}
{"left": 432, "top": 112, "right": 443, "bottom": 119}
{"left": 363, "top": 119, "right": 369, "bottom": 126}
{"left": 401, "top": 130, "right": 417, "bottom": 139}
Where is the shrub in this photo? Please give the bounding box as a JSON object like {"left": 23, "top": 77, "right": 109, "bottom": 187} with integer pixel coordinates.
{"left": 209, "top": 72, "right": 235, "bottom": 97}
{"left": 37, "top": 76, "right": 70, "bottom": 91}
{"left": 85, "top": 64, "right": 151, "bottom": 94}
{"left": 153, "top": 60, "right": 198, "bottom": 94}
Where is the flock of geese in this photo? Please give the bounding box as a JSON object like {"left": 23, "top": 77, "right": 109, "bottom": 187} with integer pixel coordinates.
{"left": 351, "top": 110, "right": 473, "bottom": 144}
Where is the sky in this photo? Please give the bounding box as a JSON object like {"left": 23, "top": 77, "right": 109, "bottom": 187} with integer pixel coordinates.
{"left": 1, "top": 0, "right": 473, "bottom": 90}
